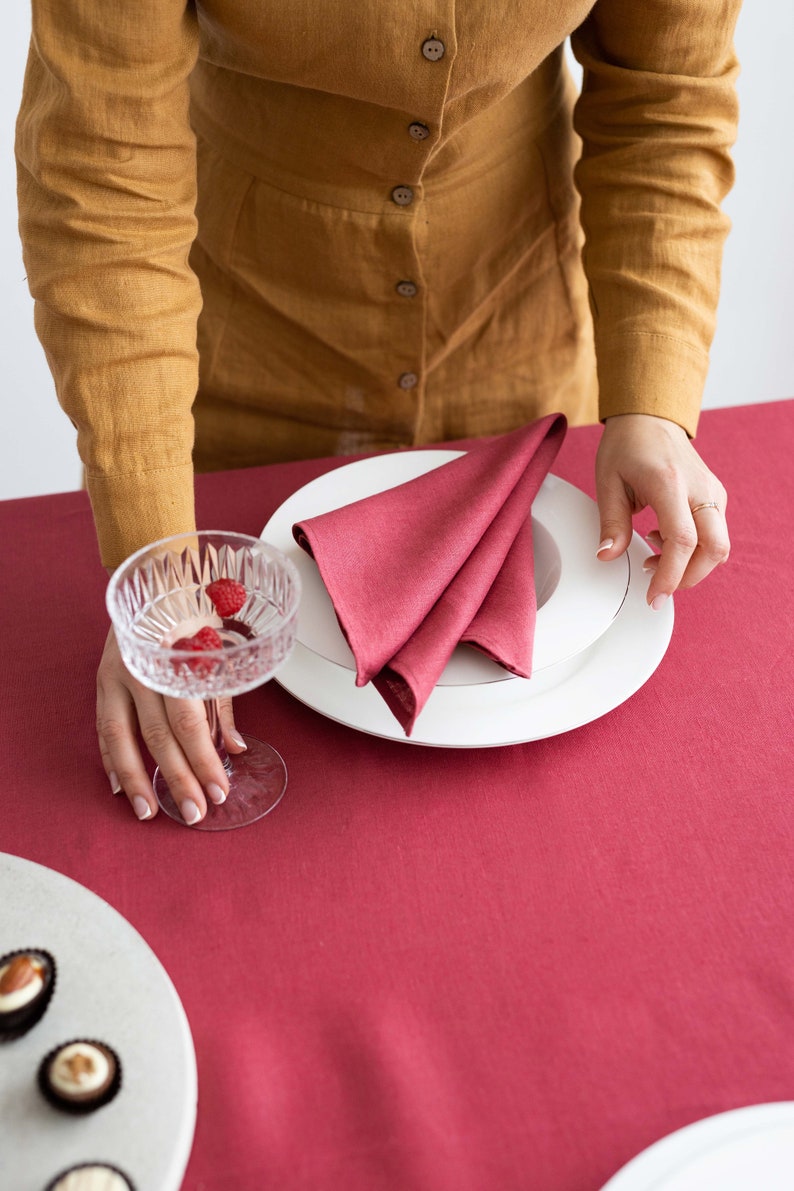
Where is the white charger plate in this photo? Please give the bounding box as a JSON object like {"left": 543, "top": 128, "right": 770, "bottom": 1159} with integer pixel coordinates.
{"left": 272, "top": 526, "right": 673, "bottom": 746}
{"left": 262, "top": 451, "right": 630, "bottom": 684}
{"left": 600, "top": 1104, "right": 794, "bottom": 1190}
{"left": 0, "top": 853, "right": 197, "bottom": 1191}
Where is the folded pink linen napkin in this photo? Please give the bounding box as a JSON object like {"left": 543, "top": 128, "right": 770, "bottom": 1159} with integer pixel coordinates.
{"left": 292, "top": 413, "right": 566, "bottom": 734}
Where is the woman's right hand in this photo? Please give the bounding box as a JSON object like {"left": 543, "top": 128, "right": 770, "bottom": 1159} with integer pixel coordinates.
{"left": 96, "top": 626, "right": 247, "bottom": 824}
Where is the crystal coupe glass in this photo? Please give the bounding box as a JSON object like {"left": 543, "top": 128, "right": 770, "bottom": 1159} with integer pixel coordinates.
{"left": 106, "top": 531, "right": 301, "bottom": 831}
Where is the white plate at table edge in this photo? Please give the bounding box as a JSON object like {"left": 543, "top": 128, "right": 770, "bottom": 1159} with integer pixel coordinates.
{"left": 261, "top": 450, "right": 630, "bottom": 683}
{"left": 599, "top": 1103, "right": 794, "bottom": 1190}
{"left": 272, "top": 526, "right": 673, "bottom": 748}
{"left": 0, "top": 853, "right": 197, "bottom": 1191}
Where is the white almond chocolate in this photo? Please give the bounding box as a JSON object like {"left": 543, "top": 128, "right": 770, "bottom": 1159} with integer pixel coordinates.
{"left": 48, "top": 1042, "right": 112, "bottom": 1097}
{"left": 0, "top": 955, "right": 45, "bottom": 1012}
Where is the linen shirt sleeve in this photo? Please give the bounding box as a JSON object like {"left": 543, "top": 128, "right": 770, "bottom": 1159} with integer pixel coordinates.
{"left": 16, "top": 0, "right": 201, "bottom": 568}
{"left": 570, "top": 0, "right": 741, "bottom": 437}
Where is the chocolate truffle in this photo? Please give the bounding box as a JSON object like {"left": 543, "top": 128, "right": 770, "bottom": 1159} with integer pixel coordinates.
{"left": 38, "top": 1039, "right": 122, "bottom": 1114}
{"left": 0, "top": 949, "right": 56, "bottom": 1039}
{"left": 44, "top": 1164, "right": 135, "bottom": 1191}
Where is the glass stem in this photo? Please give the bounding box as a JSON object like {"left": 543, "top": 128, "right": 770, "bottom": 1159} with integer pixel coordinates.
{"left": 206, "top": 698, "right": 233, "bottom": 776}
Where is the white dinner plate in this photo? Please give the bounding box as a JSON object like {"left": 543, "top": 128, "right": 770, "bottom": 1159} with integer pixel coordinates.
{"left": 600, "top": 1104, "right": 794, "bottom": 1190}
{"left": 0, "top": 853, "right": 197, "bottom": 1191}
{"left": 262, "top": 451, "right": 630, "bottom": 684}
{"left": 271, "top": 525, "right": 673, "bottom": 747}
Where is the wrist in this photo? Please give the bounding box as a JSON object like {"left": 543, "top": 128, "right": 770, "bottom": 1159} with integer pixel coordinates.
{"left": 603, "top": 412, "right": 691, "bottom": 440}
{"left": 603, "top": 413, "right": 688, "bottom": 438}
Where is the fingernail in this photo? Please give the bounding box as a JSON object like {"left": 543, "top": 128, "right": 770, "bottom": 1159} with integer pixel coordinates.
{"left": 642, "top": 557, "right": 657, "bottom": 573}
{"left": 229, "top": 730, "right": 247, "bottom": 751}
{"left": 109, "top": 771, "right": 122, "bottom": 795}
{"left": 651, "top": 593, "right": 669, "bottom": 611}
{"left": 181, "top": 798, "right": 202, "bottom": 825}
{"left": 132, "top": 795, "right": 152, "bottom": 821}
{"left": 207, "top": 782, "right": 227, "bottom": 805}
{"left": 596, "top": 538, "right": 614, "bottom": 556}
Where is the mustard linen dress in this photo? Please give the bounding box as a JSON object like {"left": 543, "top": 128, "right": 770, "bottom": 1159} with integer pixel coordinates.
{"left": 16, "top": 0, "right": 741, "bottom": 567}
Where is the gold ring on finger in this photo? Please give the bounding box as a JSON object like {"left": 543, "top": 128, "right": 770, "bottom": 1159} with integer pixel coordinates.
{"left": 690, "top": 501, "right": 721, "bottom": 515}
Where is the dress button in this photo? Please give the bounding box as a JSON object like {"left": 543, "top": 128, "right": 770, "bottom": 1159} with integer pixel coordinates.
{"left": 421, "top": 37, "right": 445, "bottom": 62}
{"left": 396, "top": 280, "right": 418, "bottom": 298}
{"left": 408, "top": 121, "right": 430, "bottom": 141}
{"left": 391, "top": 185, "right": 414, "bottom": 207}
{"left": 398, "top": 372, "right": 419, "bottom": 390}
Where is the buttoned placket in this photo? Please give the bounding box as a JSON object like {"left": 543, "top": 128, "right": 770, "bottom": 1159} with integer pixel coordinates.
{"left": 389, "top": 29, "right": 453, "bottom": 418}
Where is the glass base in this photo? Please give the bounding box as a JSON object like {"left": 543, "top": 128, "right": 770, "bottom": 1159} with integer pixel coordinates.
{"left": 154, "top": 735, "right": 287, "bottom": 831}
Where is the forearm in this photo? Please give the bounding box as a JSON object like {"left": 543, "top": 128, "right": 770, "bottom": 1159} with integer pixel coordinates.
{"left": 16, "top": 0, "right": 202, "bottom": 567}
{"left": 571, "top": 0, "right": 742, "bottom": 436}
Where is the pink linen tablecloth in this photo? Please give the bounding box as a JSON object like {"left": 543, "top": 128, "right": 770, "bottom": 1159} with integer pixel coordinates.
{"left": 1, "top": 400, "right": 793, "bottom": 1191}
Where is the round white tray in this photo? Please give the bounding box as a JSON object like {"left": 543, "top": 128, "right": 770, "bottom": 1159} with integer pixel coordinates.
{"left": 0, "top": 852, "right": 197, "bottom": 1191}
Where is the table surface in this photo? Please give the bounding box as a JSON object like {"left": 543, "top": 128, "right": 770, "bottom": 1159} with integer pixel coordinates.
{"left": 2, "top": 400, "right": 793, "bottom": 1191}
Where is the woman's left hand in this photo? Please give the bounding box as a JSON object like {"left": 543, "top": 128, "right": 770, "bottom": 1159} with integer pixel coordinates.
{"left": 594, "top": 413, "right": 730, "bottom": 610}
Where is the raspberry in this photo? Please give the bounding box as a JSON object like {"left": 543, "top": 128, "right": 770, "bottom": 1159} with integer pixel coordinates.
{"left": 170, "top": 626, "right": 223, "bottom": 679}
{"left": 206, "top": 578, "right": 247, "bottom": 617}
{"left": 191, "top": 626, "right": 223, "bottom": 650}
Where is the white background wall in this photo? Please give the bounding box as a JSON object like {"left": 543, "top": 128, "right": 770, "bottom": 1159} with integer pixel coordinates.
{"left": 2, "top": 3, "right": 792, "bottom": 501}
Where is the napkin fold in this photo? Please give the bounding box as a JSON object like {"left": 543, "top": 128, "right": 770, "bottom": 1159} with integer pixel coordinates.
{"left": 292, "top": 413, "right": 566, "bottom": 734}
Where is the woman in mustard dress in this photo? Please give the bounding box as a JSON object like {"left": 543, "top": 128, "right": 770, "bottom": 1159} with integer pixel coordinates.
{"left": 16, "top": 0, "right": 739, "bottom": 823}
